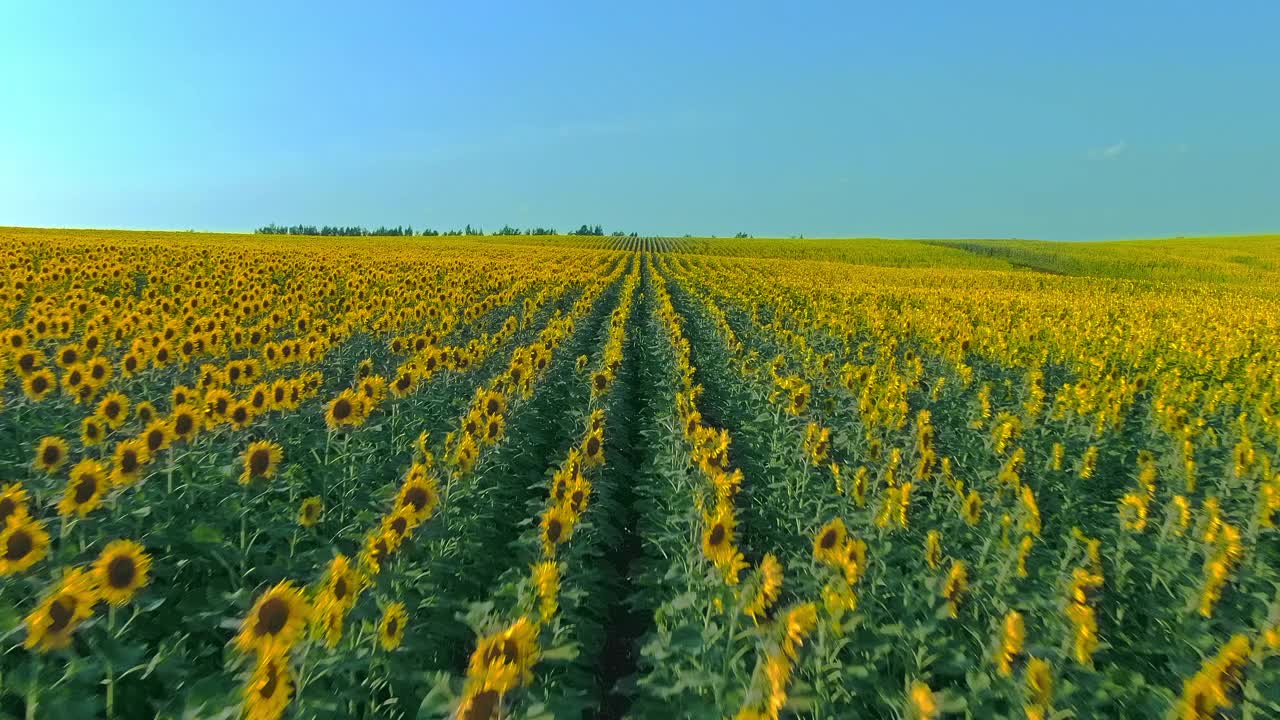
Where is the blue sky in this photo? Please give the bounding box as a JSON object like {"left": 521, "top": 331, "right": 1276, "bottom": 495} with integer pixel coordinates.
{"left": 2, "top": 1, "right": 1278, "bottom": 239}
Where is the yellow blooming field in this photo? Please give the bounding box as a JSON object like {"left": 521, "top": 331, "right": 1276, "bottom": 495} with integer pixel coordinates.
{"left": 1, "top": 226, "right": 1279, "bottom": 719}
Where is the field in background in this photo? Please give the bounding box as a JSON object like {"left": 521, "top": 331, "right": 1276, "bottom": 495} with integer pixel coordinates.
{"left": 1, "top": 226, "right": 1278, "bottom": 720}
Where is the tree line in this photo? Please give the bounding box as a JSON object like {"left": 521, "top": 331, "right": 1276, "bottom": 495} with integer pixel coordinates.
{"left": 254, "top": 223, "right": 643, "bottom": 237}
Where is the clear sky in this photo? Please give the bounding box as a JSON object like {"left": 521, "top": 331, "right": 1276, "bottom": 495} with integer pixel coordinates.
{"left": 2, "top": 1, "right": 1278, "bottom": 239}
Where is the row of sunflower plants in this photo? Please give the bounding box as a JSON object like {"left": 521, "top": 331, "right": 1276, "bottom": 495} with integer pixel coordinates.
{"left": 618, "top": 256, "right": 817, "bottom": 719}
{"left": 421, "top": 259, "right": 641, "bottom": 720}
{"left": 676, "top": 253, "right": 1280, "bottom": 717}
{"left": 0, "top": 240, "right": 615, "bottom": 717}
{"left": 219, "top": 254, "right": 629, "bottom": 720}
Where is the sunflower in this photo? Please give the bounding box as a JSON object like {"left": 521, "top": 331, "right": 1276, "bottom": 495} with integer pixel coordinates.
{"left": 135, "top": 400, "right": 158, "bottom": 426}
{"left": 269, "top": 379, "right": 290, "bottom": 410}
{"left": 227, "top": 401, "right": 254, "bottom": 430}
{"left": 396, "top": 474, "right": 440, "bottom": 522}
{"left": 298, "top": 497, "right": 323, "bottom": 528}
{"left": 1, "top": 483, "right": 30, "bottom": 526}
{"left": 323, "top": 390, "right": 361, "bottom": 430}
{"left": 317, "top": 554, "right": 361, "bottom": 614}
{"left": 204, "top": 387, "right": 233, "bottom": 425}
{"left": 481, "top": 414, "right": 505, "bottom": 445}
{"left": 59, "top": 363, "right": 87, "bottom": 397}
{"left": 110, "top": 438, "right": 151, "bottom": 487}
{"left": 389, "top": 368, "right": 416, "bottom": 397}
{"left": 744, "top": 553, "right": 784, "bottom": 622}
{"left": 81, "top": 415, "right": 106, "bottom": 446}
{"left": 15, "top": 347, "right": 42, "bottom": 375}
{"left": 702, "top": 505, "right": 744, "bottom": 580}
{"left": 467, "top": 616, "right": 539, "bottom": 689}
{"left": 87, "top": 356, "right": 112, "bottom": 386}
{"left": 378, "top": 602, "right": 408, "bottom": 650}
{"left": 531, "top": 560, "right": 560, "bottom": 623}
{"left": 248, "top": 383, "right": 270, "bottom": 413}
{"left": 34, "top": 435, "right": 70, "bottom": 474}
{"left": 812, "top": 517, "right": 847, "bottom": 567}
{"left": 908, "top": 681, "right": 938, "bottom": 720}
{"left": 1, "top": 512, "right": 51, "bottom": 576}
{"left": 382, "top": 506, "right": 420, "bottom": 545}
{"left": 240, "top": 440, "right": 283, "bottom": 485}
{"left": 941, "top": 560, "right": 969, "bottom": 619}
{"left": 58, "top": 459, "right": 109, "bottom": 517}
{"left": 581, "top": 429, "right": 605, "bottom": 467}
{"left": 314, "top": 603, "right": 345, "bottom": 649}
{"left": 962, "top": 490, "right": 983, "bottom": 526}
{"left": 142, "top": 419, "right": 174, "bottom": 455}
{"left": 24, "top": 567, "right": 99, "bottom": 652}
{"left": 22, "top": 368, "right": 56, "bottom": 401}
{"left": 359, "top": 528, "right": 396, "bottom": 575}
{"left": 171, "top": 404, "right": 200, "bottom": 442}
{"left": 169, "top": 384, "right": 195, "bottom": 409}
{"left": 242, "top": 650, "right": 293, "bottom": 720}
{"left": 55, "top": 342, "right": 82, "bottom": 368}
{"left": 93, "top": 539, "right": 152, "bottom": 606}
{"left": 479, "top": 389, "right": 507, "bottom": 418}
{"left": 235, "top": 581, "right": 310, "bottom": 656}
{"left": 540, "top": 503, "right": 575, "bottom": 556}
{"left": 120, "top": 352, "right": 142, "bottom": 377}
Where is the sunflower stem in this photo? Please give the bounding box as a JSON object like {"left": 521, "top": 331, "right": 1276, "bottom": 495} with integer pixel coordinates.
{"left": 106, "top": 605, "right": 117, "bottom": 718}
{"left": 25, "top": 655, "right": 39, "bottom": 720}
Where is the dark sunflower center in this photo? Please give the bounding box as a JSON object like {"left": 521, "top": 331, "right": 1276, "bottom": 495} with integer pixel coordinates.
{"left": 709, "top": 524, "right": 726, "bottom": 546}
{"left": 820, "top": 530, "right": 837, "bottom": 550}
{"left": 391, "top": 516, "right": 407, "bottom": 536}
{"left": 486, "top": 399, "right": 499, "bottom": 415}
{"left": 462, "top": 690, "right": 499, "bottom": 720}
{"left": 333, "top": 399, "right": 351, "bottom": 419}
{"left": 546, "top": 519, "right": 562, "bottom": 543}
{"left": 232, "top": 407, "right": 247, "bottom": 423}
{"left": 48, "top": 596, "right": 76, "bottom": 633}
{"left": 255, "top": 597, "right": 290, "bottom": 636}
{"left": 147, "top": 430, "right": 164, "bottom": 452}
{"left": 386, "top": 618, "right": 398, "bottom": 636}
{"left": 249, "top": 450, "right": 270, "bottom": 476}
{"left": 587, "top": 437, "right": 601, "bottom": 456}
{"left": 175, "top": 414, "right": 193, "bottom": 435}
{"left": 42, "top": 445, "right": 62, "bottom": 465}
{"left": 107, "top": 555, "right": 137, "bottom": 589}
{"left": 259, "top": 661, "right": 279, "bottom": 699}
{"left": 5, "top": 530, "right": 34, "bottom": 560}
{"left": 334, "top": 577, "right": 348, "bottom": 600}
{"left": 74, "top": 476, "right": 98, "bottom": 503}
{"left": 121, "top": 450, "right": 139, "bottom": 473}
{"left": 32, "top": 376, "right": 48, "bottom": 392}
{"left": 396, "top": 375, "right": 411, "bottom": 391}
{"left": 404, "top": 487, "right": 428, "bottom": 510}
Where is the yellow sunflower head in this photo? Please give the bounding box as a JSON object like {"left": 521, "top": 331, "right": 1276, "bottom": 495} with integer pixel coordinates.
{"left": 240, "top": 440, "right": 283, "bottom": 485}
{"left": 171, "top": 404, "right": 200, "bottom": 442}
{"left": 110, "top": 438, "right": 151, "bottom": 487}
{"left": 298, "top": 497, "right": 323, "bottom": 528}
{"left": 34, "top": 435, "right": 70, "bottom": 475}
{"left": 378, "top": 602, "right": 408, "bottom": 651}
{"left": 0, "top": 483, "right": 30, "bottom": 526}
{"left": 235, "top": 581, "right": 310, "bottom": 656}
{"left": 22, "top": 368, "right": 56, "bottom": 401}
{"left": 58, "top": 459, "right": 109, "bottom": 518}
{"left": 242, "top": 650, "right": 293, "bottom": 720}
{"left": 93, "top": 539, "right": 152, "bottom": 606}
{"left": 24, "top": 567, "right": 99, "bottom": 652}
{"left": 1, "top": 512, "right": 50, "bottom": 576}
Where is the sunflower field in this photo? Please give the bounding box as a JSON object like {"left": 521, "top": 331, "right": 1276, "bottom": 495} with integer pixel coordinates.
{"left": 1, "top": 226, "right": 1279, "bottom": 720}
